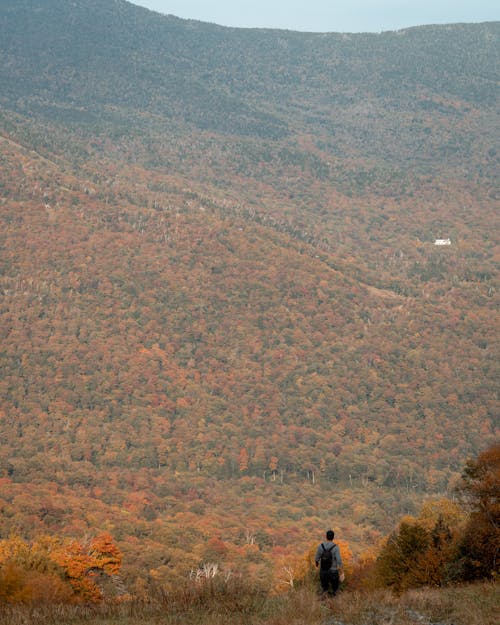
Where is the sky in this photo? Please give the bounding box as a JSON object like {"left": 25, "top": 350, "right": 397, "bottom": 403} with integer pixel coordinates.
{"left": 130, "top": 1, "right": 499, "bottom": 33}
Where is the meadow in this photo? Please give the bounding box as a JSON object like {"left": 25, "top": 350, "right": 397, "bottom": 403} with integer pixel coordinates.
{"left": 0, "top": 580, "right": 498, "bottom": 625}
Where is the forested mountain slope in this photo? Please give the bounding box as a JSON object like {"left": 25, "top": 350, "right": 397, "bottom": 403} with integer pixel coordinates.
{"left": 2, "top": 1, "right": 498, "bottom": 181}
{"left": 0, "top": 0, "right": 498, "bottom": 591}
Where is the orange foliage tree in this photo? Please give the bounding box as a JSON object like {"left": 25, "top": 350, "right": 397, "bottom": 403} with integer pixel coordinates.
{"left": 0, "top": 533, "right": 121, "bottom": 603}
{"left": 454, "top": 442, "right": 500, "bottom": 580}
{"left": 371, "top": 444, "right": 500, "bottom": 591}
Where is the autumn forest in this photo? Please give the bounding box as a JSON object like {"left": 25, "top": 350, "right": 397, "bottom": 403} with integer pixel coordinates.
{"left": 0, "top": 0, "right": 498, "bottom": 605}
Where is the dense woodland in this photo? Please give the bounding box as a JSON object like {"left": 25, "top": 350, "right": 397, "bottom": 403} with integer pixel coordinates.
{"left": 0, "top": 0, "right": 498, "bottom": 597}
{"left": 0, "top": 442, "right": 498, "bottom": 604}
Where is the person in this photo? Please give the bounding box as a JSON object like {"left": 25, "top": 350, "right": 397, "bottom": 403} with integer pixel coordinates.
{"left": 315, "top": 529, "right": 344, "bottom": 597}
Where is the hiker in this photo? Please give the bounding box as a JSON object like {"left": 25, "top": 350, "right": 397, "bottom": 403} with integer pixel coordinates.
{"left": 315, "top": 529, "right": 344, "bottom": 597}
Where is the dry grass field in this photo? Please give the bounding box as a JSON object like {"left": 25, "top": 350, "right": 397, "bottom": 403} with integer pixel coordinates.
{"left": 0, "top": 581, "right": 497, "bottom": 625}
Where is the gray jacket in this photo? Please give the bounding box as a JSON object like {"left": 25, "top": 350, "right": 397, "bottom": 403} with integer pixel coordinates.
{"left": 315, "top": 541, "right": 343, "bottom": 571}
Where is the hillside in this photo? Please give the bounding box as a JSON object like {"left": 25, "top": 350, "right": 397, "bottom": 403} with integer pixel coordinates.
{"left": 2, "top": 1, "right": 499, "bottom": 188}
{"left": 1, "top": 3, "right": 499, "bottom": 286}
{"left": 0, "top": 0, "right": 499, "bottom": 592}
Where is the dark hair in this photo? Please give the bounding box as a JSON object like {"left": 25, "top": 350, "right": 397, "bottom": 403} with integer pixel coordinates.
{"left": 326, "top": 529, "right": 334, "bottom": 540}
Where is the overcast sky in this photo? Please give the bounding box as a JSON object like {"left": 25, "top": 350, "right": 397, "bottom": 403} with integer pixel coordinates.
{"left": 130, "top": 1, "right": 499, "bottom": 32}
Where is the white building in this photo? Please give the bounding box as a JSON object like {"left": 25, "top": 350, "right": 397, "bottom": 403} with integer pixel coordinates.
{"left": 434, "top": 238, "right": 451, "bottom": 246}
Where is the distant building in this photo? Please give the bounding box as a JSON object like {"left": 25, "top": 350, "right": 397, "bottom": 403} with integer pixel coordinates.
{"left": 434, "top": 238, "right": 451, "bottom": 246}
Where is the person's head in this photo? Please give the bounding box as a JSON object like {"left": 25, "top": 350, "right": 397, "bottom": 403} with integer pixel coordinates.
{"left": 326, "top": 529, "right": 334, "bottom": 541}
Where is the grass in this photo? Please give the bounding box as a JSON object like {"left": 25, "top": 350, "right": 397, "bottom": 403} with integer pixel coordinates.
{"left": 327, "top": 583, "right": 499, "bottom": 625}
{"left": 403, "top": 582, "right": 500, "bottom": 625}
{"left": 0, "top": 582, "right": 497, "bottom": 625}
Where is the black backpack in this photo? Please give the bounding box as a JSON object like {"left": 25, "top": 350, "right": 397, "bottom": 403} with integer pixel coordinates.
{"left": 320, "top": 543, "right": 335, "bottom": 571}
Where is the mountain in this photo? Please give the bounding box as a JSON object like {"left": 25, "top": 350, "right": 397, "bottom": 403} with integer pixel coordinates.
{"left": 0, "top": 0, "right": 498, "bottom": 591}
{"left": 2, "top": 1, "right": 499, "bottom": 176}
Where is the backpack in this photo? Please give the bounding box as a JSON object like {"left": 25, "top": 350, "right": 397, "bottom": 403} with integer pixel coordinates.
{"left": 320, "top": 543, "right": 335, "bottom": 571}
